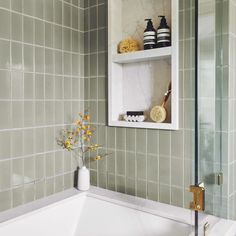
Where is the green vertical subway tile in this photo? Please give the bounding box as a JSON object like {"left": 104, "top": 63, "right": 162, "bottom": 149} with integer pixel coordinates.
{"left": 136, "top": 153, "right": 146, "bottom": 180}
{"left": 0, "top": 131, "right": 11, "bottom": 160}
{"left": 126, "top": 128, "right": 135, "bottom": 152}
{"left": 89, "top": 6, "right": 97, "bottom": 29}
{"left": 147, "top": 155, "right": 158, "bottom": 182}
{"left": 64, "top": 52, "right": 72, "bottom": 75}
{"left": 90, "top": 54, "right": 98, "bottom": 76}
{"left": 90, "top": 30, "right": 97, "bottom": 53}
{"left": 64, "top": 3, "right": 71, "bottom": 27}
{"left": 89, "top": 101, "right": 98, "bottom": 123}
{"left": 98, "top": 52, "right": 107, "bottom": 76}
{"left": 34, "top": 0, "right": 44, "bottom": 19}
{"left": 35, "top": 20, "right": 44, "bottom": 46}
{"left": 45, "top": 23, "right": 53, "bottom": 48}
{"left": 0, "top": 101, "right": 11, "bottom": 129}
{"left": 137, "top": 180, "right": 147, "bottom": 198}
{"left": 126, "top": 178, "right": 136, "bottom": 196}
{"left": 126, "top": 152, "right": 135, "bottom": 178}
{"left": 98, "top": 76, "right": 106, "bottom": 100}
{"left": 46, "top": 178, "right": 54, "bottom": 196}
{"left": 97, "top": 125, "right": 106, "bottom": 146}
{"left": 159, "top": 184, "right": 170, "bottom": 204}
{"left": 35, "top": 128, "right": 45, "bottom": 153}
{"left": 90, "top": 170, "right": 98, "bottom": 186}
{"left": 63, "top": 28, "right": 72, "bottom": 51}
{"left": 13, "top": 187, "right": 24, "bottom": 208}
{"left": 55, "top": 151, "right": 63, "bottom": 175}
{"left": 35, "top": 47, "right": 45, "bottom": 73}
{"left": 0, "top": 40, "right": 10, "bottom": 69}
{"left": 136, "top": 129, "right": 147, "bottom": 154}
{"left": 44, "top": 0, "right": 54, "bottom": 22}
{"left": 98, "top": 173, "right": 107, "bottom": 189}
{"left": 90, "top": 77, "right": 97, "bottom": 99}
{"left": 116, "top": 151, "right": 125, "bottom": 176}
{"left": 171, "top": 158, "right": 183, "bottom": 187}
{"left": 116, "top": 175, "right": 125, "bottom": 194}
{"left": 0, "top": 190, "right": 11, "bottom": 211}
{"left": 24, "top": 129, "right": 35, "bottom": 156}
{"left": 45, "top": 49, "right": 54, "bottom": 74}
{"left": 12, "top": 130, "right": 23, "bottom": 157}
{"left": 24, "top": 73, "right": 34, "bottom": 99}
{"left": 116, "top": 128, "right": 125, "bottom": 150}
{"left": 64, "top": 173, "right": 73, "bottom": 189}
{"left": 35, "top": 181, "right": 45, "bottom": 200}
{"left": 12, "top": 158, "right": 23, "bottom": 186}
{"left": 107, "top": 151, "right": 115, "bottom": 173}
{"left": 0, "top": 70, "right": 11, "bottom": 99}
{"left": 98, "top": 28, "right": 107, "bottom": 52}
{"left": 171, "top": 130, "right": 184, "bottom": 158}
{"left": 45, "top": 75, "right": 55, "bottom": 99}
{"left": 72, "top": 6, "right": 79, "bottom": 29}
{"left": 159, "top": 156, "right": 170, "bottom": 185}
{"left": 24, "top": 157, "right": 35, "bottom": 181}
{"left": 147, "top": 130, "right": 158, "bottom": 155}
{"left": 54, "top": 0, "right": 62, "bottom": 24}
{"left": 24, "top": 101, "right": 34, "bottom": 127}
{"left": 55, "top": 176, "right": 64, "bottom": 193}
{"left": 12, "top": 72, "right": 23, "bottom": 99}
{"left": 11, "top": 42, "right": 23, "bottom": 70}
{"left": 35, "top": 154, "right": 45, "bottom": 179}
{"left": 171, "top": 187, "right": 183, "bottom": 207}
{"left": 107, "top": 127, "right": 115, "bottom": 149}
{"left": 12, "top": 102, "right": 24, "bottom": 128}
{"left": 159, "top": 131, "right": 171, "bottom": 156}
{"left": 72, "top": 54, "right": 79, "bottom": 76}
{"left": 107, "top": 173, "right": 115, "bottom": 191}
{"left": 11, "top": 13, "right": 22, "bottom": 41}
{"left": 0, "top": 9, "right": 10, "bottom": 39}
{"left": 98, "top": 101, "right": 106, "bottom": 124}
{"left": 98, "top": 4, "right": 107, "bottom": 28}
{"left": 0, "top": 160, "right": 11, "bottom": 190}
{"left": 24, "top": 44, "right": 34, "bottom": 72}
{"left": 24, "top": 16, "right": 34, "bottom": 43}
{"left": 24, "top": 184, "right": 35, "bottom": 203}
{"left": 147, "top": 182, "right": 158, "bottom": 201}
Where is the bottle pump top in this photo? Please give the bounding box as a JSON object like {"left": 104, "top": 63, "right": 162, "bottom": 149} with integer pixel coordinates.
{"left": 158, "top": 16, "right": 169, "bottom": 28}
{"left": 145, "top": 19, "right": 154, "bottom": 29}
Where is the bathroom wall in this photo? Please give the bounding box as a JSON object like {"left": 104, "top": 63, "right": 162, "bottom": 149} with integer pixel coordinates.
{"left": 84, "top": 0, "right": 195, "bottom": 208}
{"left": 0, "top": 0, "right": 84, "bottom": 211}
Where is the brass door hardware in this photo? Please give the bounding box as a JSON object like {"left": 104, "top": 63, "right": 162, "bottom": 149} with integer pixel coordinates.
{"left": 189, "top": 183, "right": 205, "bottom": 211}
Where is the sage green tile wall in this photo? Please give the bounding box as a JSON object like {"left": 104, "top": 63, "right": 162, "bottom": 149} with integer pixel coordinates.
{"left": 84, "top": 0, "right": 195, "bottom": 208}
{"left": 0, "top": 0, "right": 84, "bottom": 211}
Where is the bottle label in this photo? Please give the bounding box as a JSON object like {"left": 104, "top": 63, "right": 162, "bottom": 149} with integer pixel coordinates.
{"left": 157, "top": 29, "right": 170, "bottom": 33}
{"left": 144, "top": 32, "right": 156, "bottom": 36}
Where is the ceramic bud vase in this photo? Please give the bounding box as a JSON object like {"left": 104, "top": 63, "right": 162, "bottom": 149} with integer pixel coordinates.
{"left": 77, "top": 166, "right": 90, "bottom": 191}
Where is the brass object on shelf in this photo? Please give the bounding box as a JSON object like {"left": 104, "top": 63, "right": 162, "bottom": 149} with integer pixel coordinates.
{"left": 189, "top": 183, "right": 205, "bottom": 211}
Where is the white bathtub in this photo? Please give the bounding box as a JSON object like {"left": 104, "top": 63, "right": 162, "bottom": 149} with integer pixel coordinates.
{"left": 0, "top": 187, "right": 235, "bottom": 236}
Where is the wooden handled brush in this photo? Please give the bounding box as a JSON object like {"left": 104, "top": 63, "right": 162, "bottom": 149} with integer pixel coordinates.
{"left": 150, "top": 82, "right": 171, "bottom": 123}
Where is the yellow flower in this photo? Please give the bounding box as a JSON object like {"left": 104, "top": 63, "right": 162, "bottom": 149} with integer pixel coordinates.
{"left": 83, "top": 115, "right": 90, "bottom": 121}
{"left": 94, "top": 155, "right": 102, "bottom": 161}
{"left": 64, "top": 139, "right": 73, "bottom": 150}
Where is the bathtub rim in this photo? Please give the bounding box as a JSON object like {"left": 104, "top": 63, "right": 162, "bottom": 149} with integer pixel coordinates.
{"left": 0, "top": 186, "right": 218, "bottom": 234}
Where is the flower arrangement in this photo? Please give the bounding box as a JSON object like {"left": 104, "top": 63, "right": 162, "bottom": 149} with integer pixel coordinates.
{"left": 58, "top": 111, "right": 109, "bottom": 168}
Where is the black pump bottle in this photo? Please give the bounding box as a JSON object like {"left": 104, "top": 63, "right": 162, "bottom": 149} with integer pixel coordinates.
{"left": 143, "top": 19, "right": 157, "bottom": 50}
{"left": 156, "top": 16, "right": 171, "bottom": 48}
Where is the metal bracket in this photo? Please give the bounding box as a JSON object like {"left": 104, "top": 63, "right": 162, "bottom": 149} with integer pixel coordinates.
{"left": 189, "top": 183, "right": 205, "bottom": 211}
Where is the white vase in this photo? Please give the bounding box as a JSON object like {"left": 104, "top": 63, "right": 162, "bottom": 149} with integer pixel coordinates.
{"left": 77, "top": 166, "right": 90, "bottom": 191}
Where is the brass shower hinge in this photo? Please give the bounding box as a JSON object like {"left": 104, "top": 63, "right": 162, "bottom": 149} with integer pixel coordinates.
{"left": 189, "top": 183, "right": 205, "bottom": 211}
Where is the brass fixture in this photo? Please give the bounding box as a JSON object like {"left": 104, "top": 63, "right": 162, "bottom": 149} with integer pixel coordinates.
{"left": 189, "top": 183, "right": 205, "bottom": 211}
